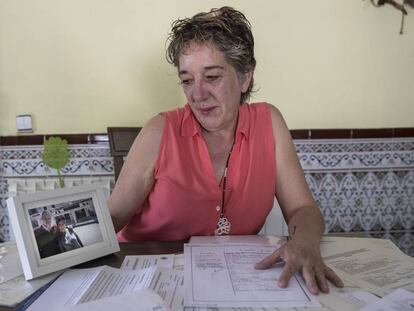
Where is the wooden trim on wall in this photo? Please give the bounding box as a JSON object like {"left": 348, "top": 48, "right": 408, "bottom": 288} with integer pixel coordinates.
{"left": 0, "top": 134, "right": 108, "bottom": 146}
{"left": 290, "top": 127, "right": 414, "bottom": 140}
{"left": 1, "top": 128, "right": 413, "bottom": 146}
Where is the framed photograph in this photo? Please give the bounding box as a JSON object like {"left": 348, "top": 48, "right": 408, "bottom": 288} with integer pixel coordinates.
{"left": 7, "top": 184, "right": 120, "bottom": 280}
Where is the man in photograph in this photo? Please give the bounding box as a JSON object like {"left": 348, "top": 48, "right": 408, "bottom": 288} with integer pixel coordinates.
{"left": 34, "top": 211, "right": 61, "bottom": 258}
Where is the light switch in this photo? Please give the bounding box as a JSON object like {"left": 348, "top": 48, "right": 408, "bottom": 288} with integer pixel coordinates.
{"left": 16, "top": 114, "right": 33, "bottom": 133}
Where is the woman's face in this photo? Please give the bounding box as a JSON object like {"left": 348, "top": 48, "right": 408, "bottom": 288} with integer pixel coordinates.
{"left": 57, "top": 221, "right": 66, "bottom": 233}
{"left": 178, "top": 43, "right": 252, "bottom": 133}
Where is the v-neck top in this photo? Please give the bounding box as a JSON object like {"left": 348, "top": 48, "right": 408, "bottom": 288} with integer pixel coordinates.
{"left": 117, "top": 103, "right": 276, "bottom": 242}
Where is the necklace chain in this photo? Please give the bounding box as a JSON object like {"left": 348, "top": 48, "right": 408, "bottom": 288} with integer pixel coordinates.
{"left": 214, "top": 144, "right": 234, "bottom": 236}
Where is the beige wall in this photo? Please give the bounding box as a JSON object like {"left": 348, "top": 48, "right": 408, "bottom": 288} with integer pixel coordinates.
{"left": 0, "top": 0, "right": 413, "bottom": 136}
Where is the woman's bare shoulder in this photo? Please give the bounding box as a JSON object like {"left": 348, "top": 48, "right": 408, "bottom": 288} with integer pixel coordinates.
{"left": 263, "top": 103, "right": 289, "bottom": 134}
{"left": 264, "top": 103, "right": 283, "bottom": 119}
{"left": 141, "top": 114, "right": 165, "bottom": 140}
{"left": 131, "top": 114, "right": 165, "bottom": 153}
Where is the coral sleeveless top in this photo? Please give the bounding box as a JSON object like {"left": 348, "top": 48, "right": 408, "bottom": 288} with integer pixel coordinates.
{"left": 117, "top": 103, "right": 276, "bottom": 242}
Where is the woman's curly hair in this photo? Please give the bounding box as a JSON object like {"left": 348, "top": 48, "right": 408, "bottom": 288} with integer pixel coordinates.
{"left": 166, "top": 7, "right": 256, "bottom": 103}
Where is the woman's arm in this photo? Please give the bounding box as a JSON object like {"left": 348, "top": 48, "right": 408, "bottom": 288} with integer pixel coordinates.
{"left": 255, "top": 104, "right": 343, "bottom": 294}
{"left": 268, "top": 104, "right": 324, "bottom": 238}
{"left": 108, "top": 115, "right": 165, "bottom": 232}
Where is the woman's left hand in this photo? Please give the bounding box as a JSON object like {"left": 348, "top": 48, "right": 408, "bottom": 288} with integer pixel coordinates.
{"left": 254, "top": 236, "right": 344, "bottom": 295}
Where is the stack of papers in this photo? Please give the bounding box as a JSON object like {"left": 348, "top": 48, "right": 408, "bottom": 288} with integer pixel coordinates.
{"left": 12, "top": 235, "right": 414, "bottom": 311}
{"left": 184, "top": 242, "right": 320, "bottom": 308}
{"left": 321, "top": 236, "right": 414, "bottom": 297}
{"left": 27, "top": 265, "right": 183, "bottom": 311}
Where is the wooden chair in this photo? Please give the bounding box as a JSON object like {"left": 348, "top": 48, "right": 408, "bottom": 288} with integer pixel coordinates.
{"left": 107, "top": 127, "right": 142, "bottom": 181}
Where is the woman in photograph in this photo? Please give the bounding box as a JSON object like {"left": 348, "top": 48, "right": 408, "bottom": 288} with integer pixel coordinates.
{"left": 56, "top": 217, "right": 84, "bottom": 253}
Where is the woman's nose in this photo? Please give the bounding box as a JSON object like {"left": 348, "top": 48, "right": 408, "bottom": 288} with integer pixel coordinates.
{"left": 192, "top": 80, "right": 209, "bottom": 102}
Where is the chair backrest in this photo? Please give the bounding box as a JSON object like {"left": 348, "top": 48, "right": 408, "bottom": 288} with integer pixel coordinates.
{"left": 107, "top": 127, "right": 142, "bottom": 181}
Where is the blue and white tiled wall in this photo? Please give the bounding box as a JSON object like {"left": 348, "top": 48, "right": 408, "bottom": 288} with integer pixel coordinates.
{"left": 297, "top": 138, "right": 414, "bottom": 256}
{"left": 1, "top": 137, "right": 413, "bottom": 255}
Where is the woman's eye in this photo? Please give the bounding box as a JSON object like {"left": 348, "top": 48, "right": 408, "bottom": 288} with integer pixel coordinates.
{"left": 206, "top": 75, "right": 219, "bottom": 82}
{"left": 180, "top": 79, "right": 193, "bottom": 85}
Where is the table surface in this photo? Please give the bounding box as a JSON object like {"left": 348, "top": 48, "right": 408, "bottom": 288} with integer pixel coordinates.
{"left": 75, "top": 241, "right": 186, "bottom": 269}
{"left": 0, "top": 241, "right": 186, "bottom": 311}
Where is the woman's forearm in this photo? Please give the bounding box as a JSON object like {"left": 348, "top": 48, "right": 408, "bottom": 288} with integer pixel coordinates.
{"left": 287, "top": 205, "right": 325, "bottom": 242}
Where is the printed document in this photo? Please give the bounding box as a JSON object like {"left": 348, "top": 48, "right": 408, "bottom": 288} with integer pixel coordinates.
{"left": 313, "top": 284, "right": 381, "bottom": 311}
{"left": 359, "top": 288, "right": 414, "bottom": 311}
{"left": 121, "top": 254, "right": 174, "bottom": 270}
{"left": 27, "top": 265, "right": 155, "bottom": 311}
{"left": 27, "top": 264, "right": 184, "bottom": 311}
{"left": 321, "top": 237, "right": 414, "bottom": 297}
{"left": 148, "top": 267, "right": 184, "bottom": 311}
{"left": 62, "top": 289, "right": 170, "bottom": 311}
{"left": 184, "top": 243, "right": 320, "bottom": 308}
{"left": 120, "top": 255, "right": 184, "bottom": 310}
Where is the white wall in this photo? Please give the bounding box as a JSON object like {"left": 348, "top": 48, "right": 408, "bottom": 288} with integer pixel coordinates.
{"left": 0, "top": 0, "right": 413, "bottom": 135}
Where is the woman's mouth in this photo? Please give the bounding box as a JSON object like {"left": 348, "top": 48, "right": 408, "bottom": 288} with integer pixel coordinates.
{"left": 199, "top": 106, "right": 217, "bottom": 115}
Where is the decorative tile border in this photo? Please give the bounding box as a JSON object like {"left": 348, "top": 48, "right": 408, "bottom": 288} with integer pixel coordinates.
{"left": 0, "top": 144, "right": 113, "bottom": 177}
{"left": 295, "top": 138, "right": 414, "bottom": 153}
{"left": 296, "top": 138, "right": 414, "bottom": 171}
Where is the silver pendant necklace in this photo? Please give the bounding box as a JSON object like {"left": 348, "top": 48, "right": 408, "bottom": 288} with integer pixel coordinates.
{"left": 214, "top": 145, "right": 234, "bottom": 236}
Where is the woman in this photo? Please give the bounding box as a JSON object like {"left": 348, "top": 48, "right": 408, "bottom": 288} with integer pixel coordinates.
{"left": 108, "top": 7, "right": 343, "bottom": 294}
{"left": 56, "top": 218, "right": 83, "bottom": 253}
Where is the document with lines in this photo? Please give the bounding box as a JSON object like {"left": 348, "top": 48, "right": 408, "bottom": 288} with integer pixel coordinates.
{"left": 321, "top": 238, "right": 414, "bottom": 297}
{"left": 184, "top": 243, "right": 320, "bottom": 309}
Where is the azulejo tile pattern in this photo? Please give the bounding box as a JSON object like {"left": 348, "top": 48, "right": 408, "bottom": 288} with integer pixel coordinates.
{"left": 296, "top": 138, "right": 414, "bottom": 256}
{"left": 0, "top": 144, "right": 113, "bottom": 177}
{"left": 0, "top": 180, "right": 10, "bottom": 242}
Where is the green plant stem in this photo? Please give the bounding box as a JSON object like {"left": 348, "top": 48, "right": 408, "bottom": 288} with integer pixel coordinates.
{"left": 57, "top": 170, "right": 65, "bottom": 188}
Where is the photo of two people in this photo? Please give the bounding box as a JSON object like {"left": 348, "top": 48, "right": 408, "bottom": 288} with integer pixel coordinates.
{"left": 30, "top": 198, "right": 103, "bottom": 259}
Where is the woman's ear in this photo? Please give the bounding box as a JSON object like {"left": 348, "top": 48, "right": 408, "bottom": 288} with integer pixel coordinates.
{"left": 240, "top": 69, "right": 253, "bottom": 93}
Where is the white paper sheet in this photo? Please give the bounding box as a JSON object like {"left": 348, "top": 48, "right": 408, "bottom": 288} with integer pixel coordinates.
{"left": 62, "top": 289, "right": 170, "bottom": 311}
{"left": 321, "top": 237, "right": 414, "bottom": 297}
{"left": 183, "top": 286, "right": 381, "bottom": 311}
{"left": 189, "top": 234, "right": 285, "bottom": 246}
{"left": 27, "top": 265, "right": 156, "bottom": 311}
{"left": 121, "top": 253, "right": 184, "bottom": 271}
{"left": 173, "top": 254, "right": 184, "bottom": 271}
{"left": 359, "top": 288, "right": 414, "bottom": 311}
{"left": 120, "top": 255, "right": 185, "bottom": 310}
{"left": 0, "top": 272, "right": 61, "bottom": 308}
{"left": 184, "top": 243, "right": 320, "bottom": 309}
{"left": 0, "top": 241, "right": 23, "bottom": 284}
{"left": 121, "top": 254, "right": 174, "bottom": 270}
{"left": 76, "top": 266, "right": 155, "bottom": 303}
{"left": 312, "top": 285, "right": 381, "bottom": 311}
{"left": 148, "top": 267, "right": 184, "bottom": 311}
